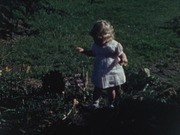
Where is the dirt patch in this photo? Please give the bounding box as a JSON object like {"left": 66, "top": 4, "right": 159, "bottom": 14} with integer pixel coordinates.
{"left": 150, "top": 48, "right": 180, "bottom": 90}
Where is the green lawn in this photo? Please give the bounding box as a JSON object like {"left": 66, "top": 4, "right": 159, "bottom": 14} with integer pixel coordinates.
{"left": 1, "top": 0, "right": 180, "bottom": 76}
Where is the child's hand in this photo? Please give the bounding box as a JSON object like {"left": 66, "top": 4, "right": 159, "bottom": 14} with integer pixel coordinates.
{"left": 121, "top": 57, "right": 128, "bottom": 66}
{"left": 75, "top": 47, "right": 84, "bottom": 53}
{"left": 119, "top": 52, "right": 128, "bottom": 66}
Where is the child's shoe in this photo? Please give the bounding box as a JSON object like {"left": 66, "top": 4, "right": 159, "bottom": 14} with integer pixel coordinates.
{"left": 109, "top": 104, "right": 114, "bottom": 108}
{"left": 89, "top": 101, "right": 99, "bottom": 110}
{"left": 92, "top": 102, "right": 100, "bottom": 109}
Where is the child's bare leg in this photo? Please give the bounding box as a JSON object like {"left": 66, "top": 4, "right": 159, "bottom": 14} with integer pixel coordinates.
{"left": 108, "top": 86, "right": 121, "bottom": 107}
{"left": 108, "top": 88, "right": 116, "bottom": 107}
{"left": 92, "top": 87, "right": 101, "bottom": 108}
{"left": 112, "top": 90, "right": 116, "bottom": 100}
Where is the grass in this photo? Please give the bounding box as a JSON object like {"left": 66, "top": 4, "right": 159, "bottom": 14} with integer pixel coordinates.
{"left": 1, "top": 0, "right": 180, "bottom": 76}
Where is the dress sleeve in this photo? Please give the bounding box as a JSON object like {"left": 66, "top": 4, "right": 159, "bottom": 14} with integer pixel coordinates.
{"left": 82, "top": 44, "right": 95, "bottom": 57}
{"left": 82, "top": 49, "right": 94, "bottom": 56}
{"left": 116, "top": 43, "right": 124, "bottom": 56}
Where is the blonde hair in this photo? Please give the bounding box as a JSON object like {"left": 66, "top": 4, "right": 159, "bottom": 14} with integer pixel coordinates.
{"left": 89, "top": 20, "right": 115, "bottom": 40}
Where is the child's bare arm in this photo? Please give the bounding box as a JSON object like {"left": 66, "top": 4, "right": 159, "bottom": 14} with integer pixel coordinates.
{"left": 76, "top": 47, "right": 84, "bottom": 52}
{"left": 75, "top": 47, "right": 94, "bottom": 57}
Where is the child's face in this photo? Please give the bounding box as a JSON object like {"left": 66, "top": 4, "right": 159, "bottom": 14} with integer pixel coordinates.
{"left": 93, "top": 37, "right": 105, "bottom": 45}
{"left": 93, "top": 36, "right": 111, "bottom": 45}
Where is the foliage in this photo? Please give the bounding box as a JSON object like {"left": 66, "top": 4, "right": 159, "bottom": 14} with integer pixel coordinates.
{"left": 0, "top": 67, "right": 179, "bottom": 135}
{"left": 0, "top": 70, "right": 89, "bottom": 135}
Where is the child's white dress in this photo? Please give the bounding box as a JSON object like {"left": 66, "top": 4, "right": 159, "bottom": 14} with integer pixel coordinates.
{"left": 91, "top": 39, "right": 126, "bottom": 89}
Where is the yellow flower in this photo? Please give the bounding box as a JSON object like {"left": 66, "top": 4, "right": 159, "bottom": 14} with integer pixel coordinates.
{"left": 5, "top": 66, "right": 12, "bottom": 72}
{"left": 26, "top": 66, "right": 31, "bottom": 73}
{"left": 0, "top": 70, "right": 2, "bottom": 76}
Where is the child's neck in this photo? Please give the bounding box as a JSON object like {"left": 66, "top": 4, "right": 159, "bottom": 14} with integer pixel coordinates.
{"left": 95, "top": 38, "right": 112, "bottom": 46}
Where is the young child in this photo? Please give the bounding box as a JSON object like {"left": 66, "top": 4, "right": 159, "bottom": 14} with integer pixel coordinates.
{"left": 76, "top": 20, "right": 128, "bottom": 108}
